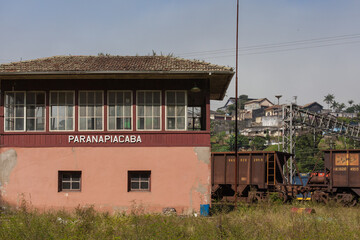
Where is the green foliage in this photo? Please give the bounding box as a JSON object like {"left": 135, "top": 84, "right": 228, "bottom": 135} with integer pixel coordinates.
{"left": 226, "top": 134, "right": 250, "bottom": 151}
{"left": 250, "top": 136, "right": 266, "bottom": 151}
{"left": 295, "top": 133, "right": 323, "bottom": 172}
{"left": 2, "top": 203, "right": 360, "bottom": 239}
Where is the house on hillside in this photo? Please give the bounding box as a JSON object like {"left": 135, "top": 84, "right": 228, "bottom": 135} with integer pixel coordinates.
{"left": 0, "top": 55, "right": 234, "bottom": 214}
{"left": 301, "top": 102, "right": 323, "bottom": 113}
{"left": 244, "top": 98, "right": 274, "bottom": 112}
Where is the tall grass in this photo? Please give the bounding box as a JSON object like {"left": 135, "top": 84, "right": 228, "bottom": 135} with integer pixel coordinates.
{"left": 1, "top": 201, "right": 360, "bottom": 239}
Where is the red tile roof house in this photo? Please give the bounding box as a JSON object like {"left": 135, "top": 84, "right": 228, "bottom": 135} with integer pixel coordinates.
{"left": 0, "top": 55, "right": 233, "bottom": 214}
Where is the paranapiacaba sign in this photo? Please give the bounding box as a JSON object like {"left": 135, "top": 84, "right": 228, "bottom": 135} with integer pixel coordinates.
{"left": 68, "top": 135, "right": 142, "bottom": 144}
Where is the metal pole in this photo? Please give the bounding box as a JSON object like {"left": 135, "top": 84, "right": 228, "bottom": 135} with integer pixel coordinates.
{"left": 234, "top": 0, "right": 239, "bottom": 205}
{"left": 289, "top": 103, "right": 293, "bottom": 183}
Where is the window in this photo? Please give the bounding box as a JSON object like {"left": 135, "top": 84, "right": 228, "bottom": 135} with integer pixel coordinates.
{"left": 128, "top": 171, "right": 151, "bottom": 191}
{"left": 166, "top": 91, "right": 186, "bottom": 130}
{"left": 4, "top": 91, "right": 45, "bottom": 131}
{"left": 50, "top": 91, "right": 74, "bottom": 131}
{"left": 79, "top": 91, "right": 103, "bottom": 131}
{"left": 58, "top": 171, "right": 81, "bottom": 192}
{"left": 108, "top": 91, "right": 132, "bottom": 130}
{"left": 137, "top": 91, "right": 161, "bottom": 130}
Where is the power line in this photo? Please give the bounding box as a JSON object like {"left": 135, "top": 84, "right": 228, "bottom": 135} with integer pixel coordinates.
{"left": 176, "top": 33, "right": 360, "bottom": 58}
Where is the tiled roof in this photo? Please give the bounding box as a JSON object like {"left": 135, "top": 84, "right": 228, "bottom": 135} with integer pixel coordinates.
{"left": 0, "top": 55, "right": 233, "bottom": 73}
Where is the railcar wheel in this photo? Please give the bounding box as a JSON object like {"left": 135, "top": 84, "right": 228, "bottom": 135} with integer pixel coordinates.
{"left": 278, "top": 191, "right": 288, "bottom": 203}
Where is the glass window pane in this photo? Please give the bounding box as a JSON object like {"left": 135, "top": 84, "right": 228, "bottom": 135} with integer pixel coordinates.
{"left": 79, "top": 106, "right": 86, "bottom": 117}
{"left": 167, "top": 106, "right": 175, "bottom": 116}
{"left": 67, "top": 106, "right": 73, "bottom": 117}
{"left": 58, "top": 118, "right": 65, "bottom": 130}
{"left": 36, "top": 119, "right": 45, "bottom": 130}
{"left": 145, "top": 92, "right": 152, "bottom": 105}
{"left": 51, "top": 92, "right": 57, "bottom": 105}
{"left": 79, "top": 118, "right": 86, "bottom": 130}
{"left": 27, "top": 93, "right": 35, "bottom": 104}
{"left": 138, "top": 106, "right": 144, "bottom": 116}
{"left": 87, "top": 118, "right": 94, "bottom": 130}
{"left": 66, "top": 118, "right": 73, "bottom": 130}
{"left": 138, "top": 118, "right": 144, "bottom": 129}
{"left": 145, "top": 106, "right": 152, "bottom": 117}
{"left": 96, "top": 118, "right": 102, "bottom": 129}
{"left": 131, "top": 182, "right": 139, "bottom": 190}
{"left": 154, "top": 117, "right": 160, "bottom": 129}
{"left": 124, "top": 118, "right": 131, "bottom": 129}
{"left": 79, "top": 92, "right": 86, "bottom": 104}
{"left": 116, "top": 92, "right": 123, "bottom": 105}
{"left": 66, "top": 92, "right": 74, "bottom": 105}
{"left": 26, "top": 119, "right": 35, "bottom": 131}
{"left": 58, "top": 106, "right": 65, "bottom": 117}
{"left": 35, "top": 107, "right": 45, "bottom": 118}
{"left": 137, "top": 92, "right": 144, "bottom": 105}
{"left": 16, "top": 118, "right": 24, "bottom": 130}
{"left": 15, "top": 93, "right": 24, "bottom": 104}
{"left": 88, "top": 106, "right": 94, "bottom": 116}
{"left": 124, "top": 106, "right": 131, "bottom": 116}
{"left": 167, "top": 118, "right": 175, "bottom": 129}
{"left": 72, "top": 182, "right": 80, "bottom": 190}
{"left": 153, "top": 106, "right": 160, "bottom": 117}
{"left": 27, "top": 106, "right": 35, "bottom": 117}
{"left": 6, "top": 93, "right": 14, "bottom": 104}
{"left": 153, "top": 92, "right": 160, "bottom": 104}
{"left": 177, "top": 92, "right": 185, "bottom": 104}
{"left": 62, "top": 182, "right": 71, "bottom": 189}
{"left": 145, "top": 117, "right": 152, "bottom": 129}
{"left": 96, "top": 106, "right": 102, "bottom": 117}
{"left": 177, "top": 106, "right": 185, "bottom": 116}
{"left": 125, "top": 92, "right": 131, "bottom": 104}
{"left": 177, "top": 117, "right": 185, "bottom": 129}
{"left": 15, "top": 106, "right": 24, "bottom": 117}
{"left": 116, "top": 118, "right": 123, "bottom": 129}
{"left": 109, "top": 106, "right": 115, "bottom": 116}
{"left": 51, "top": 106, "right": 58, "bottom": 117}
{"left": 59, "top": 93, "right": 66, "bottom": 105}
{"left": 140, "top": 182, "right": 149, "bottom": 190}
{"left": 96, "top": 92, "right": 102, "bottom": 105}
{"left": 51, "top": 118, "right": 57, "bottom": 130}
{"left": 109, "top": 118, "right": 115, "bottom": 130}
{"left": 37, "top": 93, "right": 45, "bottom": 104}
{"left": 87, "top": 92, "right": 94, "bottom": 105}
{"left": 109, "top": 92, "right": 115, "bottom": 105}
{"left": 167, "top": 92, "right": 175, "bottom": 104}
{"left": 117, "top": 106, "right": 123, "bottom": 117}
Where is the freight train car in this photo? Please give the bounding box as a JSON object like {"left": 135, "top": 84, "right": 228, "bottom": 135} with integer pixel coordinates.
{"left": 211, "top": 151, "right": 301, "bottom": 202}
{"left": 306, "top": 149, "right": 360, "bottom": 206}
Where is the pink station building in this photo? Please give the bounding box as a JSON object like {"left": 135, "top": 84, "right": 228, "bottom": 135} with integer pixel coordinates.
{"left": 0, "top": 56, "right": 233, "bottom": 214}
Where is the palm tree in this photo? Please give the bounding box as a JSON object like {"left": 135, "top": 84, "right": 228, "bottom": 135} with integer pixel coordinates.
{"left": 331, "top": 101, "right": 339, "bottom": 112}
{"left": 348, "top": 100, "right": 354, "bottom": 107}
{"left": 324, "top": 94, "right": 335, "bottom": 109}
{"left": 338, "top": 103, "right": 346, "bottom": 112}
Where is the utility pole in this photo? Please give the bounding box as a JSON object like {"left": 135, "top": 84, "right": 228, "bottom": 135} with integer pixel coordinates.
{"left": 234, "top": 0, "right": 239, "bottom": 205}
{"left": 275, "top": 95, "right": 282, "bottom": 151}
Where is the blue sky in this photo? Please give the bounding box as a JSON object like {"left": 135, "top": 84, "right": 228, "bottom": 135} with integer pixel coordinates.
{"left": 1, "top": 0, "right": 360, "bottom": 109}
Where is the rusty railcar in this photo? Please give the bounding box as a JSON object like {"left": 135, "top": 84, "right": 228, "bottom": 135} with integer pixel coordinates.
{"left": 307, "top": 149, "right": 360, "bottom": 205}
{"left": 211, "top": 151, "right": 301, "bottom": 202}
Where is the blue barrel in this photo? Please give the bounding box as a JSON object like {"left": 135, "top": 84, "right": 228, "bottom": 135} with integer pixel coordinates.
{"left": 200, "top": 204, "right": 210, "bottom": 216}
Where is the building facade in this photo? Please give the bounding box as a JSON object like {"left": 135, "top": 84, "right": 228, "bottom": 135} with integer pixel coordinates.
{"left": 0, "top": 56, "right": 233, "bottom": 214}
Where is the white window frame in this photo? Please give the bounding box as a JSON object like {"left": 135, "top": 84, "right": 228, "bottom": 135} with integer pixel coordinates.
{"left": 4, "top": 91, "right": 46, "bottom": 132}
{"left": 107, "top": 90, "right": 133, "bottom": 131}
{"left": 165, "top": 90, "right": 187, "bottom": 131}
{"left": 78, "top": 90, "right": 104, "bottom": 131}
{"left": 136, "top": 90, "right": 162, "bottom": 131}
{"left": 49, "top": 91, "right": 75, "bottom": 132}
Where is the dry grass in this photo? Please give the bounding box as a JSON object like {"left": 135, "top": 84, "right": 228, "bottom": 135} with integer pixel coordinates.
{"left": 1, "top": 201, "right": 360, "bottom": 239}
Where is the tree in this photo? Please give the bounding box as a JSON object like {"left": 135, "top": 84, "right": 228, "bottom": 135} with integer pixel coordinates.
{"left": 331, "top": 101, "right": 339, "bottom": 112}
{"left": 226, "top": 134, "right": 250, "bottom": 151}
{"left": 250, "top": 136, "right": 266, "bottom": 151}
{"left": 295, "top": 133, "right": 323, "bottom": 172}
{"left": 337, "top": 103, "right": 346, "bottom": 112}
{"left": 348, "top": 100, "right": 354, "bottom": 107}
{"left": 324, "top": 94, "right": 335, "bottom": 109}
